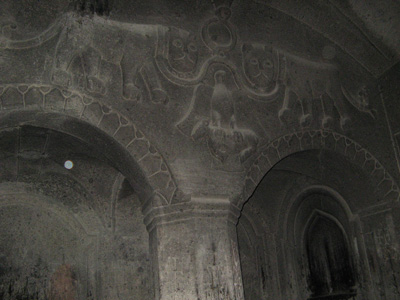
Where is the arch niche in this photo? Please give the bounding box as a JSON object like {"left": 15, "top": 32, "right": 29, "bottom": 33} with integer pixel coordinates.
{"left": 0, "top": 86, "right": 175, "bottom": 299}
{"left": 237, "top": 131, "right": 400, "bottom": 300}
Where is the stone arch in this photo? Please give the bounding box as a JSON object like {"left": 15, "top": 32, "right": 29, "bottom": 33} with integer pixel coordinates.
{"left": 276, "top": 183, "right": 367, "bottom": 299}
{"left": 304, "top": 207, "right": 346, "bottom": 230}
{"left": 301, "top": 209, "right": 351, "bottom": 254}
{"left": 275, "top": 184, "right": 361, "bottom": 299}
{"left": 281, "top": 185, "right": 354, "bottom": 242}
{"left": 276, "top": 185, "right": 359, "bottom": 256}
{"left": 302, "top": 211, "right": 357, "bottom": 297}
{"left": 279, "top": 185, "right": 357, "bottom": 251}
{"left": 240, "top": 130, "right": 400, "bottom": 207}
{"left": 0, "top": 83, "right": 180, "bottom": 209}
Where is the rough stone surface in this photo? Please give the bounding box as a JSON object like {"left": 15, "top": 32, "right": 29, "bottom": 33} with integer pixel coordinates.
{"left": 0, "top": 0, "right": 400, "bottom": 299}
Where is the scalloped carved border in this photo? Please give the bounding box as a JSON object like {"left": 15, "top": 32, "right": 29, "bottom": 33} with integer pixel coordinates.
{"left": 0, "top": 84, "right": 179, "bottom": 206}
{"left": 240, "top": 130, "right": 400, "bottom": 206}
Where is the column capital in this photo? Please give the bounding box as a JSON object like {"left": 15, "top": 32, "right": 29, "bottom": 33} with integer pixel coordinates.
{"left": 143, "top": 195, "right": 241, "bottom": 233}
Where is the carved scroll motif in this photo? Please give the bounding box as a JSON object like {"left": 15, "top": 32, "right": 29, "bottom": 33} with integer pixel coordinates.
{"left": 154, "top": 5, "right": 238, "bottom": 86}
{"left": 155, "top": 7, "right": 284, "bottom": 102}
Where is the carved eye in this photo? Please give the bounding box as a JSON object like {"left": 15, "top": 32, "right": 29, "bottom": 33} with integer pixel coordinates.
{"left": 250, "top": 58, "right": 258, "bottom": 65}
{"left": 172, "top": 39, "right": 183, "bottom": 48}
{"left": 263, "top": 59, "right": 273, "bottom": 68}
{"left": 188, "top": 43, "right": 197, "bottom": 52}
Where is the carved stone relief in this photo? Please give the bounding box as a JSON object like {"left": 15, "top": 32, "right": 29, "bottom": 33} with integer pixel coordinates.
{"left": 1, "top": 2, "right": 400, "bottom": 300}
{"left": 155, "top": 26, "right": 211, "bottom": 85}
{"left": 0, "top": 14, "right": 65, "bottom": 49}
{"left": 0, "top": 14, "right": 169, "bottom": 105}
{"left": 0, "top": 19, "right": 17, "bottom": 40}
{"left": 277, "top": 53, "right": 376, "bottom": 129}
{"left": 165, "top": 4, "right": 376, "bottom": 163}
{"left": 176, "top": 65, "right": 258, "bottom": 163}
{"left": 241, "top": 43, "right": 282, "bottom": 97}
{"left": 0, "top": 5, "right": 378, "bottom": 166}
{"left": 341, "top": 85, "right": 377, "bottom": 118}
{"left": 201, "top": 6, "right": 237, "bottom": 54}
{"left": 50, "top": 15, "right": 168, "bottom": 104}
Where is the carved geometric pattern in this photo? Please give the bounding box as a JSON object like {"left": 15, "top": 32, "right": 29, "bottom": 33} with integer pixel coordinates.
{"left": 0, "top": 84, "right": 179, "bottom": 206}
{"left": 240, "top": 130, "right": 400, "bottom": 207}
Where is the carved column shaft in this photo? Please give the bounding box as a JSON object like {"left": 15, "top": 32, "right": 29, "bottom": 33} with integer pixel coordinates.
{"left": 144, "top": 196, "right": 244, "bottom": 300}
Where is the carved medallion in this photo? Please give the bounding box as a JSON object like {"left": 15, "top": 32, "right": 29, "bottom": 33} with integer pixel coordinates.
{"left": 201, "top": 6, "right": 237, "bottom": 54}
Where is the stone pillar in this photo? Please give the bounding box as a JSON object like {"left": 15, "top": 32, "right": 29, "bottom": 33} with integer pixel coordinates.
{"left": 144, "top": 195, "right": 244, "bottom": 300}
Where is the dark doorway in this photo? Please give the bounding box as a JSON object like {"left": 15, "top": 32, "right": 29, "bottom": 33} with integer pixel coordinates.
{"left": 306, "top": 215, "right": 356, "bottom": 299}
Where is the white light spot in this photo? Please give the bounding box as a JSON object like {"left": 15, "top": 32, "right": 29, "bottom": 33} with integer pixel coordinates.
{"left": 64, "top": 160, "right": 74, "bottom": 169}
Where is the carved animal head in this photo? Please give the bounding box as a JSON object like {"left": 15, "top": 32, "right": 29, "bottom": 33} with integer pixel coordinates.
{"left": 341, "top": 85, "right": 377, "bottom": 119}
{"left": 242, "top": 44, "right": 276, "bottom": 92}
{"left": 167, "top": 27, "right": 199, "bottom": 74}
